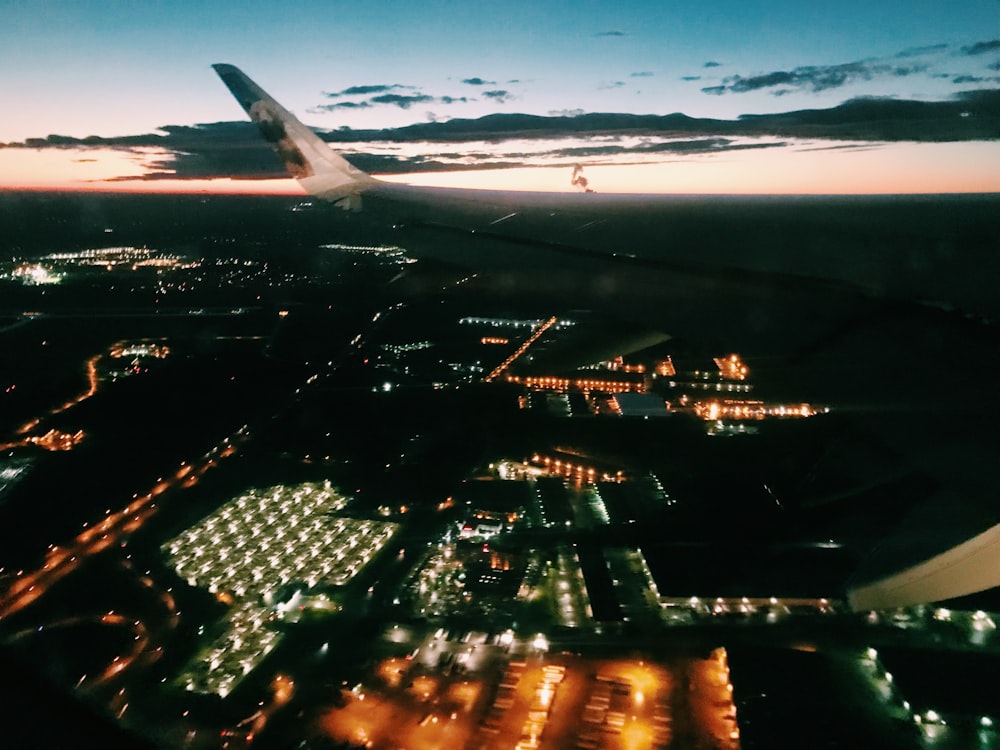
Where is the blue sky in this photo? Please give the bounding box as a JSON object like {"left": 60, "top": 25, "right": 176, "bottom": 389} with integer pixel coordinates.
{"left": 2, "top": 0, "right": 998, "bottom": 192}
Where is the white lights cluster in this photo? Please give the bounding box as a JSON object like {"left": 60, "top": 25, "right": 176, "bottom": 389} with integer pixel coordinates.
{"left": 44, "top": 246, "right": 196, "bottom": 268}
{"left": 186, "top": 600, "right": 280, "bottom": 697}
{"left": 319, "top": 243, "right": 416, "bottom": 264}
{"left": 164, "top": 481, "right": 399, "bottom": 696}
{"left": 165, "top": 482, "right": 400, "bottom": 596}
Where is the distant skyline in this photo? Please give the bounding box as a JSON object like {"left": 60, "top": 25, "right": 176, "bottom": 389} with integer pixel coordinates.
{"left": 2, "top": 1, "right": 998, "bottom": 193}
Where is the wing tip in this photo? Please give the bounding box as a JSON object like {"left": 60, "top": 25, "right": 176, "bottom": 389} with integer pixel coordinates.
{"left": 210, "top": 63, "right": 379, "bottom": 207}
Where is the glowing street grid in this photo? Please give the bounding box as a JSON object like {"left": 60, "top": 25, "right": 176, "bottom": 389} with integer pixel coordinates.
{"left": 163, "top": 481, "right": 399, "bottom": 696}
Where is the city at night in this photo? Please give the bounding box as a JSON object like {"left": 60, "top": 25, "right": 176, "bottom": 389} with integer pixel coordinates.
{"left": 2, "top": 3, "right": 1000, "bottom": 749}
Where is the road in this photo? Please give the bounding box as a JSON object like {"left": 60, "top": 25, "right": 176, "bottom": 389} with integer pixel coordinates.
{"left": 0, "top": 431, "right": 246, "bottom": 622}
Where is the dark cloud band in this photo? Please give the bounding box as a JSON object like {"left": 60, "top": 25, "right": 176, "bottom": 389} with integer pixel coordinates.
{"left": 704, "top": 61, "right": 927, "bottom": 96}
{"left": 702, "top": 40, "right": 999, "bottom": 98}
{"left": 5, "top": 89, "right": 997, "bottom": 181}
{"left": 324, "top": 84, "right": 412, "bottom": 98}
{"left": 962, "top": 39, "right": 1000, "bottom": 56}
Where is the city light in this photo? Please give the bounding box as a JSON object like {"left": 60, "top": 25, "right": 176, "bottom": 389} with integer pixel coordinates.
{"left": 164, "top": 481, "right": 398, "bottom": 695}
{"left": 507, "top": 374, "right": 645, "bottom": 394}
{"left": 714, "top": 353, "right": 750, "bottom": 381}
{"left": 694, "top": 399, "right": 821, "bottom": 421}
{"left": 484, "top": 316, "right": 559, "bottom": 382}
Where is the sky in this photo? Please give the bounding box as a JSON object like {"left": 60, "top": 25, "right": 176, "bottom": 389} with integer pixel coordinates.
{"left": 1, "top": 0, "right": 998, "bottom": 194}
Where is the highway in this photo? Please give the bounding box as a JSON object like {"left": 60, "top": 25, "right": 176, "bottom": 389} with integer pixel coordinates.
{"left": 0, "top": 430, "right": 246, "bottom": 622}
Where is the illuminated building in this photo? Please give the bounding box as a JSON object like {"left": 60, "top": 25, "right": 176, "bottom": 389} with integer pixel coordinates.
{"left": 714, "top": 353, "right": 750, "bottom": 381}
{"left": 654, "top": 356, "right": 676, "bottom": 377}
{"left": 460, "top": 316, "right": 576, "bottom": 331}
{"left": 456, "top": 541, "right": 526, "bottom": 596}
{"left": 530, "top": 452, "right": 624, "bottom": 484}
{"left": 706, "top": 422, "right": 759, "bottom": 437}
{"left": 382, "top": 340, "right": 433, "bottom": 355}
{"left": 11, "top": 263, "right": 63, "bottom": 285}
{"left": 606, "top": 355, "right": 646, "bottom": 374}
{"left": 26, "top": 429, "right": 85, "bottom": 451}
{"left": 458, "top": 518, "right": 504, "bottom": 538}
{"left": 507, "top": 373, "right": 646, "bottom": 394}
{"left": 664, "top": 375, "right": 753, "bottom": 396}
{"left": 320, "top": 242, "right": 416, "bottom": 265}
{"left": 693, "top": 399, "right": 822, "bottom": 421}
{"left": 109, "top": 342, "right": 170, "bottom": 359}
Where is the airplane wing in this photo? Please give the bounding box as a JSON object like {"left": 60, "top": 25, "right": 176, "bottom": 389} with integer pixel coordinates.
{"left": 212, "top": 64, "right": 378, "bottom": 208}
{"left": 211, "top": 64, "right": 997, "bottom": 324}
{"left": 213, "top": 64, "right": 1000, "bottom": 611}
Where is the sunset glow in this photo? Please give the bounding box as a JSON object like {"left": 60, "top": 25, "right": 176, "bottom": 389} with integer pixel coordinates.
{"left": 4, "top": 139, "right": 998, "bottom": 196}
{"left": 379, "top": 141, "right": 1000, "bottom": 195}
{"left": 2, "top": 1, "right": 996, "bottom": 198}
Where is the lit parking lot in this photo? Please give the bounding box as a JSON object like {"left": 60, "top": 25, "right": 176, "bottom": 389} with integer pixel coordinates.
{"left": 163, "top": 481, "right": 398, "bottom": 696}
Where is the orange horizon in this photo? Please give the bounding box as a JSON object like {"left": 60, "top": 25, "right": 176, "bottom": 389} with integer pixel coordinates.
{"left": 3, "top": 181, "right": 998, "bottom": 196}
{"left": 0, "top": 179, "right": 305, "bottom": 195}
{"left": 2, "top": 139, "right": 1000, "bottom": 196}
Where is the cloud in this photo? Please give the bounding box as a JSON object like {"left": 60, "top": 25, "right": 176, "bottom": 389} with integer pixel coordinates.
{"left": 698, "top": 41, "right": 1000, "bottom": 98}
{"left": 370, "top": 93, "right": 436, "bottom": 109}
{"left": 313, "top": 90, "right": 477, "bottom": 112}
{"left": 355, "top": 88, "right": 1000, "bottom": 145}
{"left": 312, "top": 100, "right": 372, "bottom": 111}
{"left": 551, "top": 137, "right": 786, "bottom": 159}
{"left": 7, "top": 122, "right": 294, "bottom": 180}
{"left": 482, "top": 90, "right": 512, "bottom": 103}
{"left": 704, "top": 60, "right": 928, "bottom": 95}
{"left": 348, "top": 136, "right": 791, "bottom": 175}
{"left": 681, "top": 76, "right": 701, "bottom": 82}
{"left": 630, "top": 71, "right": 654, "bottom": 78}
{"left": 719, "top": 70, "right": 795, "bottom": 92}
{"left": 324, "top": 84, "right": 412, "bottom": 98}
{"left": 320, "top": 82, "right": 472, "bottom": 110}
{"left": 318, "top": 78, "right": 517, "bottom": 112}
{"left": 703, "top": 61, "right": 721, "bottom": 68}
{"left": 598, "top": 81, "right": 626, "bottom": 90}
{"left": 896, "top": 44, "right": 949, "bottom": 58}
{"left": 595, "top": 30, "right": 627, "bottom": 37}
{"left": 962, "top": 39, "right": 1000, "bottom": 56}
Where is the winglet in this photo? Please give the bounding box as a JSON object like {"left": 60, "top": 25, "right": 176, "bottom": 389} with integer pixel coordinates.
{"left": 212, "top": 63, "right": 377, "bottom": 208}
